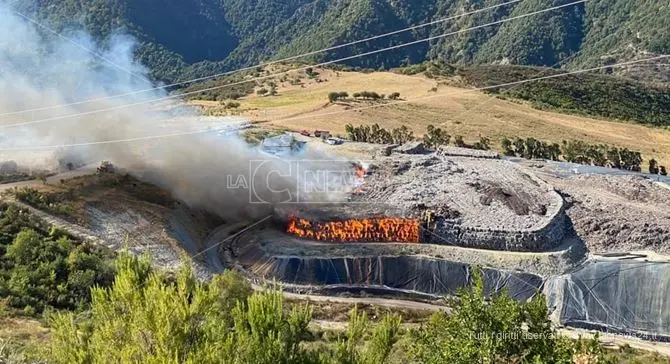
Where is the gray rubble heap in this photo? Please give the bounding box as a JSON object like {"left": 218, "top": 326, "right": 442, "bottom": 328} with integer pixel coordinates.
{"left": 552, "top": 174, "right": 670, "bottom": 254}
{"left": 355, "top": 150, "right": 567, "bottom": 251}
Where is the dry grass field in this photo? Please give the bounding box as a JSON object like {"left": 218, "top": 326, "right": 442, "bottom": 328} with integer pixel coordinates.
{"left": 190, "top": 68, "right": 670, "bottom": 166}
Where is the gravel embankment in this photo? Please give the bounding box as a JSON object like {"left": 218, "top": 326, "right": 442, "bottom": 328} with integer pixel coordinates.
{"left": 551, "top": 174, "right": 670, "bottom": 254}
{"left": 356, "top": 152, "right": 561, "bottom": 231}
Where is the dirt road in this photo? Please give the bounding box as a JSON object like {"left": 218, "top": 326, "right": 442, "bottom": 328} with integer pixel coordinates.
{"left": 0, "top": 164, "right": 98, "bottom": 192}
{"left": 282, "top": 291, "right": 446, "bottom": 312}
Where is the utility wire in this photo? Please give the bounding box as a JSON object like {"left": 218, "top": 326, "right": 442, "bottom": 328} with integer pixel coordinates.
{"left": 0, "top": 54, "right": 664, "bottom": 152}
{"left": 0, "top": 0, "right": 588, "bottom": 128}
{"left": 271, "top": 55, "right": 668, "bottom": 124}
{"left": 8, "top": 9, "right": 149, "bottom": 84}
{"left": 190, "top": 216, "right": 273, "bottom": 261}
{"left": 0, "top": 0, "right": 523, "bottom": 117}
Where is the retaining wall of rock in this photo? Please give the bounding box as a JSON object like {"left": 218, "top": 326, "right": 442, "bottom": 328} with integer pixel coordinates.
{"left": 429, "top": 212, "right": 566, "bottom": 251}
{"left": 428, "top": 170, "right": 567, "bottom": 252}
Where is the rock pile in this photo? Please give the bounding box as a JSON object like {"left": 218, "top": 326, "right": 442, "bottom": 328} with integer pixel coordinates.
{"left": 552, "top": 174, "right": 670, "bottom": 254}
{"left": 354, "top": 152, "right": 567, "bottom": 251}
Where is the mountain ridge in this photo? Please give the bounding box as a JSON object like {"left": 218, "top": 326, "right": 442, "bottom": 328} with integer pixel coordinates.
{"left": 20, "top": 0, "right": 670, "bottom": 83}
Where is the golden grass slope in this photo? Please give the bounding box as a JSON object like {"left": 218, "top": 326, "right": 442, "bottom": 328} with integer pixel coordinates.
{"left": 190, "top": 68, "right": 670, "bottom": 167}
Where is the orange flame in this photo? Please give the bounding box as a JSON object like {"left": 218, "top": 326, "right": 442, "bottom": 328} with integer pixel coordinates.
{"left": 353, "top": 162, "right": 366, "bottom": 179}
{"left": 287, "top": 216, "right": 420, "bottom": 243}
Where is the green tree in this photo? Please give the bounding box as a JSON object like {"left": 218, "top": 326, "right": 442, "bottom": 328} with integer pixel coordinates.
{"left": 586, "top": 145, "right": 607, "bottom": 167}
{"left": 562, "top": 140, "right": 590, "bottom": 165}
{"left": 548, "top": 143, "right": 561, "bottom": 161}
{"left": 330, "top": 306, "right": 401, "bottom": 364}
{"left": 454, "top": 135, "right": 466, "bottom": 148}
{"left": 1, "top": 228, "right": 113, "bottom": 314}
{"left": 329, "top": 91, "right": 350, "bottom": 103}
{"left": 607, "top": 147, "right": 622, "bottom": 169}
{"left": 345, "top": 124, "right": 356, "bottom": 140}
{"left": 391, "top": 125, "right": 414, "bottom": 144}
{"left": 48, "top": 255, "right": 315, "bottom": 363}
{"left": 472, "top": 137, "right": 490, "bottom": 151}
{"left": 328, "top": 92, "right": 340, "bottom": 103}
{"left": 619, "top": 149, "right": 642, "bottom": 172}
{"left": 370, "top": 124, "right": 393, "bottom": 144}
{"left": 501, "top": 138, "right": 515, "bottom": 156}
{"left": 409, "top": 270, "right": 613, "bottom": 364}
{"left": 48, "top": 254, "right": 400, "bottom": 364}
{"left": 424, "top": 125, "right": 450, "bottom": 149}
{"left": 514, "top": 138, "right": 526, "bottom": 158}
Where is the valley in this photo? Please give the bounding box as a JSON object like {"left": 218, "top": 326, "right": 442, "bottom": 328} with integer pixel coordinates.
{"left": 1, "top": 0, "right": 670, "bottom": 362}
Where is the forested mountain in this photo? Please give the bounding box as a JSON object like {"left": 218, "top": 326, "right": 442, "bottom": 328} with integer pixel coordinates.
{"left": 20, "top": 0, "right": 669, "bottom": 83}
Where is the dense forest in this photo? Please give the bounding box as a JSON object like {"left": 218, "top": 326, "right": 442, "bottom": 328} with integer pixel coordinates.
{"left": 19, "top": 0, "right": 669, "bottom": 83}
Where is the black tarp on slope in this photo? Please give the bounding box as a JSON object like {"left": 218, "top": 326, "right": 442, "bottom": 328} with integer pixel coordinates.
{"left": 266, "top": 255, "right": 543, "bottom": 301}
{"left": 550, "top": 259, "right": 670, "bottom": 339}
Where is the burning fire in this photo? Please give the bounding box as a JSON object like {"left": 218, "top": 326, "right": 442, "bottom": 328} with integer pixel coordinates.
{"left": 287, "top": 216, "right": 420, "bottom": 243}
{"left": 353, "top": 162, "right": 366, "bottom": 179}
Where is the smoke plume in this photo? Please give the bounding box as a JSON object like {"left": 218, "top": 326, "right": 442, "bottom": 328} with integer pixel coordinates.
{"left": 0, "top": 1, "right": 348, "bottom": 221}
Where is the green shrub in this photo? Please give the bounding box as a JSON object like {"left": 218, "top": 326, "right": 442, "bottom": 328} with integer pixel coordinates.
{"left": 455, "top": 65, "right": 670, "bottom": 126}
{"left": 409, "top": 270, "right": 614, "bottom": 364}
{"left": 345, "top": 124, "right": 414, "bottom": 144}
{"left": 0, "top": 203, "right": 114, "bottom": 314}
{"left": 11, "top": 187, "right": 77, "bottom": 218}
{"left": 47, "top": 255, "right": 400, "bottom": 364}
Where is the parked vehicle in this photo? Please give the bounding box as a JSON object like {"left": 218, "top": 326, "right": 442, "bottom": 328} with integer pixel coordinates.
{"left": 300, "top": 130, "right": 311, "bottom": 137}
{"left": 314, "top": 130, "right": 331, "bottom": 138}
{"left": 324, "top": 137, "right": 344, "bottom": 145}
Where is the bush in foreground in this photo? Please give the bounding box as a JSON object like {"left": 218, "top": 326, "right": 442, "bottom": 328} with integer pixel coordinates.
{"left": 45, "top": 254, "right": 619, "bottom": 363}
{"left": 409, "top": 270, "right": 613, "bottom": 364}
{"left": 48, "top": 254, "right": 400, "bottom": 364}
{"left": 0, "top": 202, "right": 114, "bottom": 315}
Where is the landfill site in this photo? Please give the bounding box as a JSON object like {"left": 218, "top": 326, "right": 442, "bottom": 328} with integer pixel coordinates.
{"left": 221, "top": 136, "right": 670, "bottom": 342}
{"left": 3, "top": 130, "right": 670, "bottom": 344}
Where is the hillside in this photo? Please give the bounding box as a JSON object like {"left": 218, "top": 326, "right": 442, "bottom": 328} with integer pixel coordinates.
{"left": 189, "top": 66, "right": 670, "bottom": 167}
{"left": 418, "top": 63, "right": 670, "bottom": 126}
{"left": 20, "top": 0, "right": 669, "bottom": 83}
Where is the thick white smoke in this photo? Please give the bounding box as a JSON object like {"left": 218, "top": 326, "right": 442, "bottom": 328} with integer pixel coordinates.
{"left": 0, "top": 1, "right": 348, "bottom": 221}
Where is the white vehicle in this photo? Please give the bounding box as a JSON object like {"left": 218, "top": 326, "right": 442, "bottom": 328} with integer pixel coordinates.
{"left": 324, "top": 137, "right": 344, "bottom": 145}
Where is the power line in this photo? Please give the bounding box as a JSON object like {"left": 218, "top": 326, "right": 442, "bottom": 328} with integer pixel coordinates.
{"left": 0, "top": 123, "right": 242, "bottom": 151}
{"left": 271, "top": 55, "right": 669, "bottom": 124}
{"left": 0, "top": 0, "right": 522, "bottom": 118}
{"left": 1, "top": 54, "right": 664, "bottom": 152}
{"left": 191, "top": 216, "right": 273, "bottom": 261}
{"left": 436, "top": 52, "right": 583, "bottom": 128}
{"left": 0, "top": 0, "right": 588, "bottom": 129}
{"left": 7, "top": 9, "right": 149, "bottom": 84}
{"left": 431, "top": 25, "right": 637, "bottom": 130}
